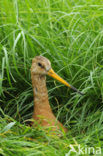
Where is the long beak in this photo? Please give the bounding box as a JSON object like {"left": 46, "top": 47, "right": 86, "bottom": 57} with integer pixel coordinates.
{"left": 47, "top": 68, "right": 83, "bottom": 95}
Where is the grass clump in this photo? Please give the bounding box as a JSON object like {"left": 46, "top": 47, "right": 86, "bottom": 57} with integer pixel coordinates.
{"left": 0, "top": 0, "right": 103, "bottom": 155}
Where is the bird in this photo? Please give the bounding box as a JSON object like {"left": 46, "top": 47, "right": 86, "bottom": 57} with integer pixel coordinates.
{"left": 31, "top": 56, "right": 83, "bottom": 134}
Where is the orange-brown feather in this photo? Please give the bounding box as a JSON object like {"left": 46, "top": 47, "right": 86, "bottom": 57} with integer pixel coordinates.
{"left": 31, "top": 56, "right": 68, "bottom": 133}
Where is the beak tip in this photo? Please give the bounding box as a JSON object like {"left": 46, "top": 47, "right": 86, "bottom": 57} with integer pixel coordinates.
{"left": 79, "top": 92, "right": 84, "bottom": 96}
{"left": 70, "top": 85, "right": 84, "bottom": 96}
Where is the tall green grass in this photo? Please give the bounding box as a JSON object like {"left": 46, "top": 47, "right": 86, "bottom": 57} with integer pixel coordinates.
{"left": 0, "top": 0, "right": 103, "bottom": 155}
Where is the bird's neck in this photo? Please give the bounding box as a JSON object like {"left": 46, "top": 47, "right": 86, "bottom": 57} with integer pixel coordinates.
{"left": 31, "top": 74, "right": 52, "bottom": 118}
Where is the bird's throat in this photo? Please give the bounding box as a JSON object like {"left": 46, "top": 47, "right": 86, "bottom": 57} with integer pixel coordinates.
{"left": 31, "top": 74, "right": 52, "bottom": 119}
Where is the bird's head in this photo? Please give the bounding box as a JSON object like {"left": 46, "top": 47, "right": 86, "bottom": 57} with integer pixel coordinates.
{"left": 31, "top": 56, "right": 84, "bottom": 95}
{"left": 31, "top": 56, "right": 51, "bottom": 75}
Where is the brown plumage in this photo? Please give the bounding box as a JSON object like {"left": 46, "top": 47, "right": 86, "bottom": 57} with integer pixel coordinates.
{"left": 31, "top": 56, "right": 83, "bottom": 133}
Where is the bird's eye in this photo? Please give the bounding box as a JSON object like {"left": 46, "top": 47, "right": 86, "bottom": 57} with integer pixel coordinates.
{"left": 38, "top": 62, "right": 43, "bottom": 68}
